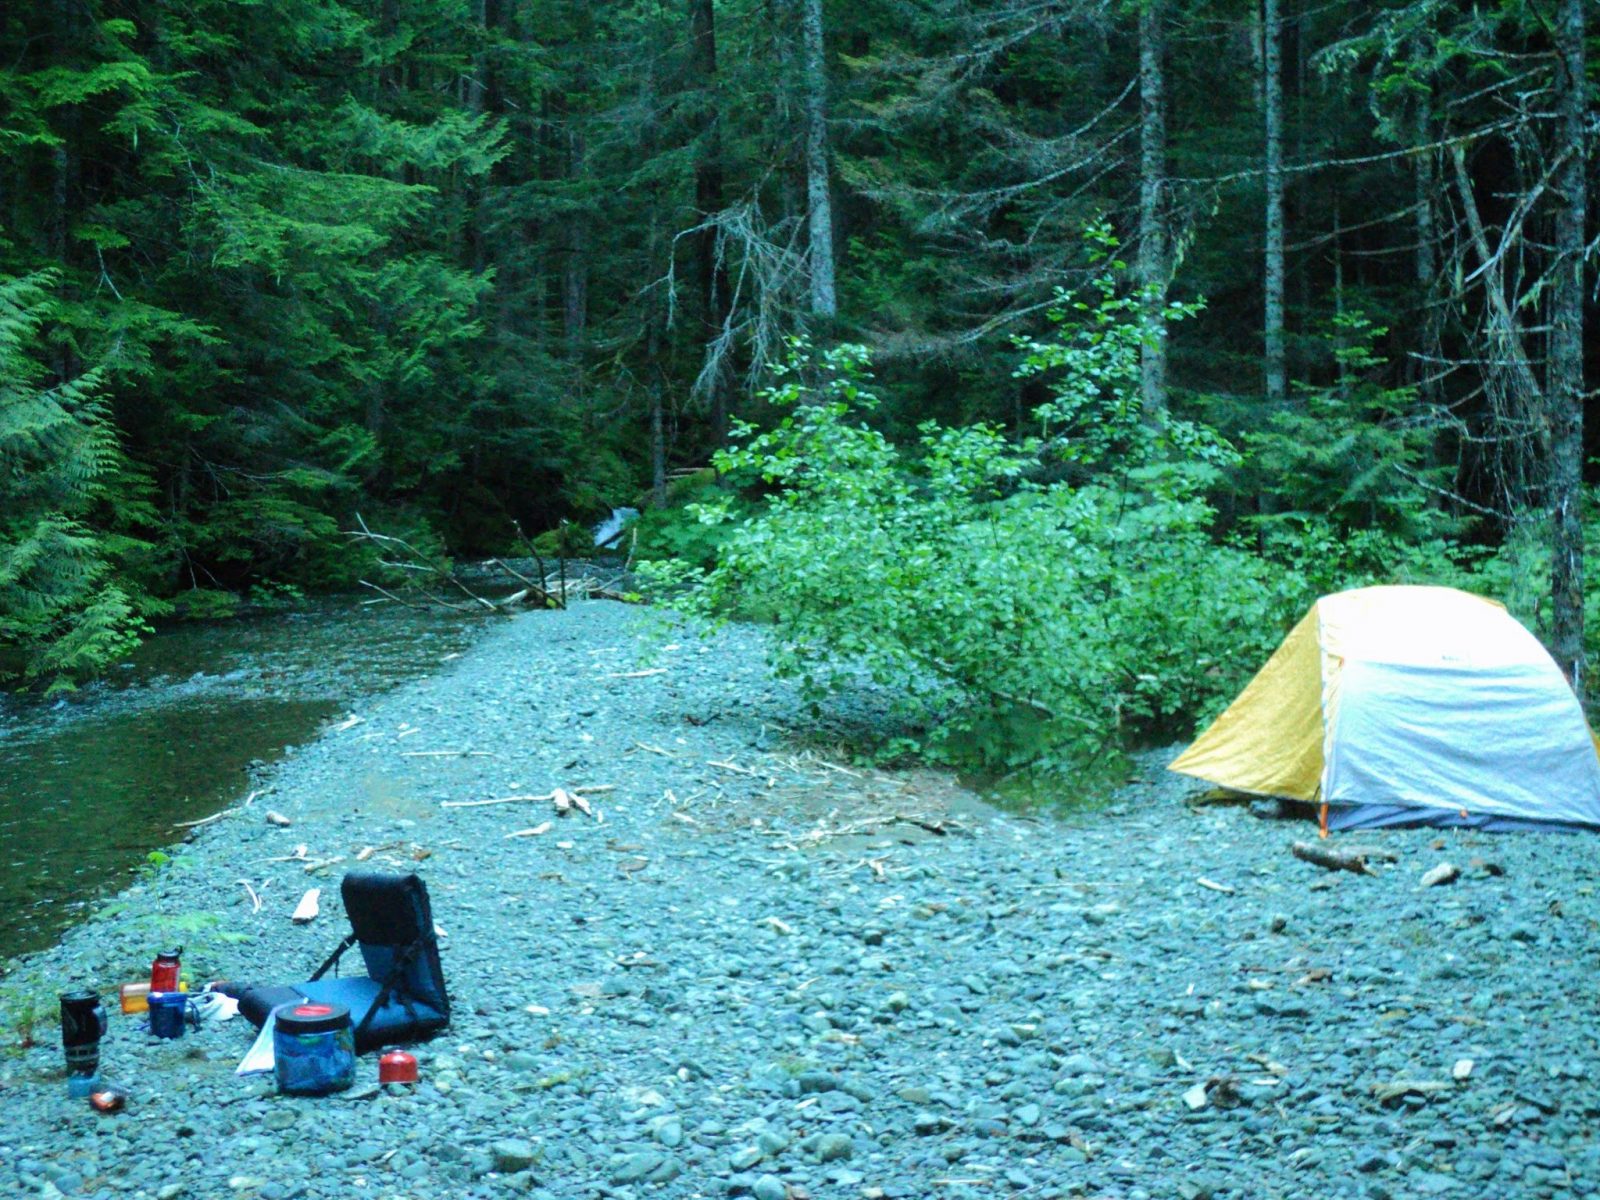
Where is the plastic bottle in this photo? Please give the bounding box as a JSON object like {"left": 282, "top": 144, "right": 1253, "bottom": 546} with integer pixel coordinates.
{"left": 149, "top": 947, "right": 182, "bottom": 993}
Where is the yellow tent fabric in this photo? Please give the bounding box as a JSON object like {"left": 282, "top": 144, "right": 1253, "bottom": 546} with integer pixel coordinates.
{"left": 1168, "top": 607, "right": 1324, "bottom": 800}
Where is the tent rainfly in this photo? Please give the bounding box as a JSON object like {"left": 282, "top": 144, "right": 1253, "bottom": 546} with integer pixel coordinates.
{"left": 1169, "top": 585, "right": 1600, "bottom": 832}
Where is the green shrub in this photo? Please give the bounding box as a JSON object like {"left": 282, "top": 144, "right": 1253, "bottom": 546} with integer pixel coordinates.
{"left": 529, "top": 520, "right": 597, "bottom": 560}
{"left": 656, "top": 250, "right": 1314, "bottom": 777}
{"left": 633, "top": 470, "right": 754, "bottom": 572}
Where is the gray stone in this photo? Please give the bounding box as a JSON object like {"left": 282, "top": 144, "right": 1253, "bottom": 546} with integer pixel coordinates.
{"left": 610, "top": 1151, "right": 666, "bottom": 1184}
{"left": 752, "top": 1175, "right": 787, "bottom": 1200}
{"left": 730, "top": 1147, "right": 765, "bottom": 1171}
{"left": 650, "top": 1117, "right": 684, "bottom": 1148}
{"left": 492, "top": 1140, "right": 538, "bottom": 1174}
{"left": 502, "top": 1050, "right": 542, "bottom": 1073}
{"left": 814, "top": 1134, "right": 854, "bottom": 1163}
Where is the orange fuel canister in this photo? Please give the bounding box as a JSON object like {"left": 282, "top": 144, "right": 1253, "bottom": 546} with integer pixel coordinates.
{"left": 378, "top": 1050, "right": 419, "bottom": 1085}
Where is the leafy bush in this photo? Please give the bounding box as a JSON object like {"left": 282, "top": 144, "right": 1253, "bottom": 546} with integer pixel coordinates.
{"left": 632, "top": 470, "right": 755, "bottom": 571}
{"left": 656, "top": 250, "right": 1316, "bottom": 777}
{"left": 529, "top": 520, "right": 599, "bottom": 560}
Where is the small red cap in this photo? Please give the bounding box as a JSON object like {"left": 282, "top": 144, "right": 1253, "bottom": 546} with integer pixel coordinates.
{"left": 378, "top": 1050, "right": 419, "bottom": 1084}
{"left": 293, "top": 1004, "right": 335, "bottom": 1017}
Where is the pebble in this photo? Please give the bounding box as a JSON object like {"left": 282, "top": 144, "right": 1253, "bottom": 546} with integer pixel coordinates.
{"left": 813, "top": 1134, "right": 854, "bottom": 1162}
{"left": 493, "top": 1139, "right": 537, "bottom": 1174}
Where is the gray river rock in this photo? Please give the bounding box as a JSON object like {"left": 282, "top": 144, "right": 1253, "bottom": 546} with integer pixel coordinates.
{"left": 2, "top": 601, "right": 1598, "bottom": 1200}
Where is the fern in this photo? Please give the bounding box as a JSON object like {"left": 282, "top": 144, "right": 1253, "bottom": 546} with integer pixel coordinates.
{"left": 0, "top": 273, "right": 150, "bottom": 686}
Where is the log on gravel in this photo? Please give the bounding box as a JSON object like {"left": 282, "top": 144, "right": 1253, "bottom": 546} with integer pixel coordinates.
{"left": 1292, "top": 841, "right": 1380, "bottom": 876}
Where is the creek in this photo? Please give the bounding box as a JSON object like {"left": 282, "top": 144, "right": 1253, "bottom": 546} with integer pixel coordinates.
{"left": 0, "top": 599, "right": 492, "bottom": 965}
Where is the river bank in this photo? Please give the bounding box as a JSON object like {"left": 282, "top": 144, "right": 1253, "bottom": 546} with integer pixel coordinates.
{"left": 0, "top": 597, "right": 495, "bottom": 961}
{"left": 2, "top": 600, "right": 1598, "bottom": 1200}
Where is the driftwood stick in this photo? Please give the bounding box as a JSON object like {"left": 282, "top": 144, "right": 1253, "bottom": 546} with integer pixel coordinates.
{"left": 291, "top": 888, "right": 321, "bottom": 923}
{"left": 1337, "top": 843, "right": 1400, "bottom": 863}
{"left": 489, "top": 558, "right": 557, "bottom": 607}
{"left": 513, "top": 521, "right": 564, "bottom": 611}
{"left": 440, "top": 785, "right": 612, "bottom": 810}
{"left": 1292, "top": 840, "right": 1379, "bottom": 876}
{"left": 174, "top": 808, "right": 236, "bottom": 829}
{"left": 360, "top": 578, "right": 470, "bottom": 613}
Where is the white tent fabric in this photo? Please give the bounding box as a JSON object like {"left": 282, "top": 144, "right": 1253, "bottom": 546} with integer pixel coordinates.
{"left": 1324, "top": 659, "right": 1600, "bottom": 827}
{"left": 1320, "top": 587, "right": 1600, "bottom": 829}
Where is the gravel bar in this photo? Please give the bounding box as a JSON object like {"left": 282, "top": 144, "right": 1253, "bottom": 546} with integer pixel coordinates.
{"left": 2, "top": 601, "right": 1598, "bottom": 1200}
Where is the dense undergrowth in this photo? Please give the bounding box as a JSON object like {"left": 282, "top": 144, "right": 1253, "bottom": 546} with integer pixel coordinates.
{"left": 639, "top": 245, "right": 1592, "bottom": 780}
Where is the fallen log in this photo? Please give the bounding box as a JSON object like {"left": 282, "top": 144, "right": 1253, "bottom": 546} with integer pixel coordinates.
{"left": 1292, "top": 840, "right": 1379, "bottom": 876}
{"left": 1338, "top": 843, "right": 1400, "bottom": 863}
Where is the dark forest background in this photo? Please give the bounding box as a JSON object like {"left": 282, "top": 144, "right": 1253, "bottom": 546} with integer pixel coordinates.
{"left": 1, "top": 1, "right": 1593, "bottom": 737}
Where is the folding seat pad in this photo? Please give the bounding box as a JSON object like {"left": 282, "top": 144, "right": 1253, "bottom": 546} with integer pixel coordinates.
{"left": 239, "top": 872, "right": 449, "bottom": 1053}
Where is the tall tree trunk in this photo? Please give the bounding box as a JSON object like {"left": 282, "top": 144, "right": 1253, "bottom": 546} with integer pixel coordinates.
{"left": 1262, "top": 0, "right": 1287, "bottom": 406}
{"left": 800, "top": 0, "right": 836, "bottom": 320}
{"left": 1549, "top": 0, "right": 1588, "bottom": 690}
{"left": 564, "top": 129, "right": 588, "bottom": 362}
{"left": 767, "top": 0, "right": 803, "bottom": 227}
{"left": 1449, "top": 144, "right": 1545, "bottom": 457}
{"left": 647, "top": 251, "right": 667, "bottom": 506}
{"left": 1413, "top": 113, "right": 1440, "bottom": 409}
{"left": 650, "top": 358, "right": 668, "bottom": 509}
{"left": 467, "top": 0, "right": 488, "bottom": 113}
{"left": 462, "top": 0, "right": 492, "bottom": 271}
{"left": 1332, "top": 195, "right": 1348, "bottom": 403}
{"left": 691, "top": 0, "right": 731, "bottom": 446}
{"left": 1137, "top": 0, "right": 1168, "bottom": 420}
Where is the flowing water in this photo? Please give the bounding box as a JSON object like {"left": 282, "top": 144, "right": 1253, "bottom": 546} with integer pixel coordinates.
{"left": 0, "top": 600, "right": 494, "bottom": 965}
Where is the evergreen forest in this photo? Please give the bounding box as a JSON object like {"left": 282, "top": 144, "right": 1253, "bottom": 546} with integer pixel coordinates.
{"left": 1, "top": 1, "right": 1595, "bottom": 772}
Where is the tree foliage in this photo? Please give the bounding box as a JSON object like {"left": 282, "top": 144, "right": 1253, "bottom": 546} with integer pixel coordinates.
{"left": 654, "top": 258, "right": 1311, "bottom": 775}
{"left": 0, "top": 0, "right": 1592, "bottom": 715}
{"left": 0, "top": 272, "right": 150, "bottom": 686}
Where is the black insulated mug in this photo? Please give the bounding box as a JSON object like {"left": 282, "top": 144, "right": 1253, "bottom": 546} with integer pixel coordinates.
{"left": 59, "top": 989, "right": 107, "bottom": 1080}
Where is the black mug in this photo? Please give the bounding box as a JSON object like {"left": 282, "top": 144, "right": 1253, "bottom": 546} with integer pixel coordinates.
{"left": 59, "top": 989, "right": 107, "bottom": 1078}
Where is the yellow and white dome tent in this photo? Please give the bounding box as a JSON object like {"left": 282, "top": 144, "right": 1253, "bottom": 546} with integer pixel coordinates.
{"left": 1169, "top": 585, "right": 1600, "bottom": 832}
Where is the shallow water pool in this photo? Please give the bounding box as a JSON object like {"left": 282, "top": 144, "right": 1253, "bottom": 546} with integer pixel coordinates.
{"left": 0, "top": 599, "right": 492, "bottom": 964}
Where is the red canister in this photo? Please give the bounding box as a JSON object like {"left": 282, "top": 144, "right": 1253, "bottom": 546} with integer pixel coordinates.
{"left": 378, "top": 1050, "right": 419, "bottom": 1085}
{"left": 149, "top": 947, "right": 182, "bottom": 992}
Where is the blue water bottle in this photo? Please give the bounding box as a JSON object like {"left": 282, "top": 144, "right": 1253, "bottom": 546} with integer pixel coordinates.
{"left": 147, "top": 991, "right": 193, "bottom": 1039}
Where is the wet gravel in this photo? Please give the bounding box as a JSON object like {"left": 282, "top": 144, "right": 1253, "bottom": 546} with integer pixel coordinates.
{"left": 2, "top": 600, "right": 1598, "bottom": 1200}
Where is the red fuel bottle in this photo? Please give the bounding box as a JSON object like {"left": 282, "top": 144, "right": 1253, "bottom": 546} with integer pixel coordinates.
{"left": 149, "top": 947, "right": 182, "bottom": 993}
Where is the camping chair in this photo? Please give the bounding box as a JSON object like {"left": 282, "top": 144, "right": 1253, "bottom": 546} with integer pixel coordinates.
{"left": 238, "top": 872, "right": 449, "bottom": 1053}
